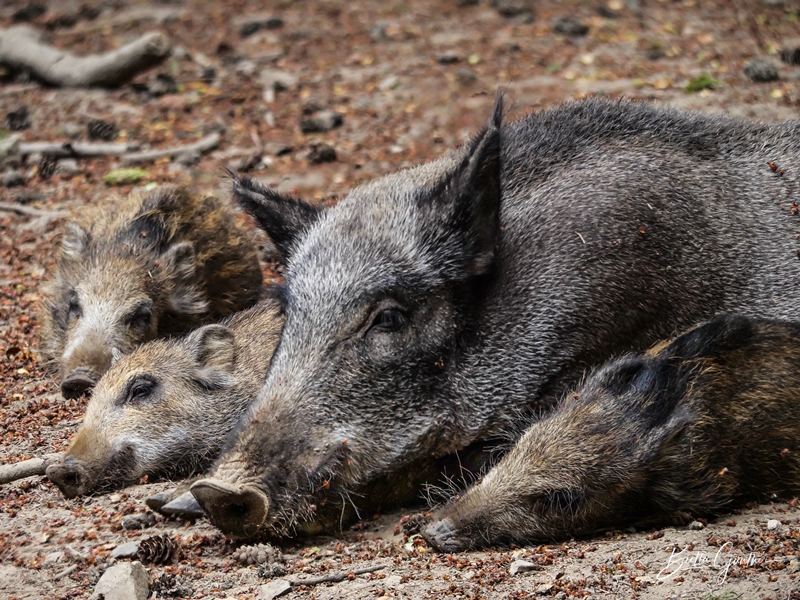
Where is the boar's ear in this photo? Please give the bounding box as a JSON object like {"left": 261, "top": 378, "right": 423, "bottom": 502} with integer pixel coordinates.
{"left": 229, "top": 170, "right": 321, "bottom": 262}
{"left": 61, "top": 222, "right": 91, "bottom": 261}
{"left": 428, "top": 95, "right": 503, "bottom": 276}
{"left": 187, "top": 324, "right": 236, "bottom": 375}
{"left": 161, "top": 242, "right": 208, "bottom": 315}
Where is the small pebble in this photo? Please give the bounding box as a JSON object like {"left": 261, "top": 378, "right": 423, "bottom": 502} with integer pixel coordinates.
{"left": 111, "top": 542, "right": 140, "bottom": 559}
{"left": 258, "top": 579, "right": 291, "bottom": 600}
{"left": 91, "top": 561, "right": 149, "bottom": 600}
{"left": 3, "top": 169, "right": 26, "bottom": 187}
{"left": 300, "top": 110, "right": 343, "bottom": 134}
{"left": 743, "top": 58, "right": 779, "bottom": 83}
{"left": 688, "top": 520, "right": 705, "bottom": 530}
{"left": 509, "top": 559, "right": 537, "bottom": 575}
{"left": 438, "top": 52, "right": 461, "bottom": 65}
{"left": 122, "top": 511, "right": 157, "bottom": 531}
{"left": 767, "top": 519, "right": 782, "bottom": 530}
{"left": 455, "top": 69, "right": 477, "bottom": 85}
{"left": 307, "top": 144, "right": 336, "bottom": 164}
{"left": 553, "top": 16, "right": 589, "bottom": 36}
{"left": 6, "top": 107, "right": 31, "bottom": 131}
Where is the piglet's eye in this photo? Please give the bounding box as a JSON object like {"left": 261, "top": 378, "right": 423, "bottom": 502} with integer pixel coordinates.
{"left": 369, "top": 308, "right": 406, "bottom": 334}
{"left": 127, "top": 304, "right": 153, "bottom": 331}
{"left": 124, "top": 378, "right": 156, "bottom": 405}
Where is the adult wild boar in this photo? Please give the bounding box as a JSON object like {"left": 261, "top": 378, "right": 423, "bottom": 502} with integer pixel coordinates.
{"left": 422, "top": 314, "right": 800, "bottom": 550}
{"left": 191, "top": 97, "right": 800, "bottom": 539}
{"left": 46, "top": 300, "right": 282, "bottom": 498}
{"left": 39, "top": 186, "right": 263, "bottom": 399}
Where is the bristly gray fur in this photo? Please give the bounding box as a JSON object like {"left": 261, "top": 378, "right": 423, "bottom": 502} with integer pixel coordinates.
{"left": 202, "top": 97, "right": 800, "bottom": 538}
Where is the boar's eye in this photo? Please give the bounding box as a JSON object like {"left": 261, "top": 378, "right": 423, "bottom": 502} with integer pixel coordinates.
{"left": 126, "top": 303, "right": 153, "bottom": 331}
{"left": 123, "top": 376, "right": 157, "bottom": 405}
{"left": 368, "top": 307, "right": 407, "bottom": 334}
{"left": 67, "top": 296, "right": 81, "bottom": 323}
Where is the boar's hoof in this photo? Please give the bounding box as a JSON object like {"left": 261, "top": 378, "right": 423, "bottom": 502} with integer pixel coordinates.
{"left": 421, "top": 518, "right": 471, "bottom": 553}
{"left": 46, "top": 459, "right": 91, "bottom": 498}
{"left": 190, "top": 478, "right": 269, "bottom": 539}
{"left": 160, "top": 491, "right": 205, "bottom": 519}
{"left": 61, "top": 370, "right": 98, "bottom": 399}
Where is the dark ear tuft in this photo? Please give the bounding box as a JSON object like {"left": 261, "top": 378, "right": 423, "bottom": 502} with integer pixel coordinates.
{"left": 490, "top": 91, "right": 504, "bottom": 131}
{"left": 228, "top": 172, "right": 321, "bottom": 263}
{"left": 427, "top": 101, "right": 503, "bottom": 277}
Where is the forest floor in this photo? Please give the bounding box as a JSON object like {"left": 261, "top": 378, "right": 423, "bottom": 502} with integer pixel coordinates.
{"left": 2, "top": 0, "right": 800, "bottom": 598}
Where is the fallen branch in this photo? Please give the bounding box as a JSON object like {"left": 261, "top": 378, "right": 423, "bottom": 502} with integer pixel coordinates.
{"left": 0, "top": 453, "right": 63, "bottom": 485}
{"left": 290, "top": 565, "right": 385, "bottom": 587}
{"left": 0, "top": 203, "right": 68, "bottom": 219}
{"left": 121, "top": 132, "right": 222, "bottom": 165}
{"left": 19, "top": 141, "right": 138, "bottom": 158}
{"left": 0, "top": 25, "right": 170, "bottom": 87}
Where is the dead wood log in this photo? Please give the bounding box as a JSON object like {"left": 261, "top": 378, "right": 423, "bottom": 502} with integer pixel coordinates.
{"left": 0, "top": 26, "right": 170, "bottom": 87}
{"left": 0, "top": 453, "right": 63, "bottom": 485}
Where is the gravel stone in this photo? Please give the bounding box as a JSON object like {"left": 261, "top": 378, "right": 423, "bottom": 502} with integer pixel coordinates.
{"left": 743, "top": 58, "right": 779, "bottom": 82}
{"left": 90, "top": 561, "right": 149, "bottom": 600}
{"left": 553, "top": 16, "right": 589, "bottom": 36}
{"left": 2, "top": 169, "right": 26, "bottom": 187}
{"left": 300, "top": 110, "right": 344, "bottom": 134}
{"left": 258, "top": 579, "right": 291, "bottom": 600}
{"left": 122, "top": 511, "right": 157, "bottom": 531}
{"left": 111, "top": 542, "right": 141, "bottom": 559}
{"left": 509, "top": 559, "right": 537, "bottom": 575}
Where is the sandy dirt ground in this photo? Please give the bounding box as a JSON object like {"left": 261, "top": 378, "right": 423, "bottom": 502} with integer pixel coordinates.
{"left": 2, "top": 0, "right": 800, "bottom": 598}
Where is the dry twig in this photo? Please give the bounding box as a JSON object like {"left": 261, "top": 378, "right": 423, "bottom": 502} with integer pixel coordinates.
{"left": 290, "top": 565, "right": 385, "bottom": 587}
{"left": 120, "top": 132, "right": 222, "bottom": 165}
{"left": 0, "top": 453, "right": 63, "bottom": 485}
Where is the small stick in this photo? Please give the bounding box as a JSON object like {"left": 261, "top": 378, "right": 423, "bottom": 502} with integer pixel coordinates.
{"left": 120, "top": 132, "right": 222, "bottom": 166}
{"left": 53, "top": 565, "right": 78, "bottom": 580}
{"left": 290, "top": 564, "right": 385, "bottom": 587}
{"left": 0, "top": 203, "right": 68, "bottom": 219}
{"left": 0, "top": 453, "right": 63, "bottom": 485}
{"left": 19, "top": 141, "right": 137, "bottom": 157}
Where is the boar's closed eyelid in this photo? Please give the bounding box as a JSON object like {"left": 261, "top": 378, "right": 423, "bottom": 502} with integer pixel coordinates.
{"left": 120, "top": 376, "right": 157, "bottom": 405}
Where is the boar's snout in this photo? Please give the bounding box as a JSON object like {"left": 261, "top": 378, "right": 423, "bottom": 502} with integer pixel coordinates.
{"left": 421, "top": 518, "right": 471, "bottom": 553}
{"left": 46, "top": 457, "right": 91, "bottom": 498}
{"left": 60, "top": 369, "right": 99, "bottom": 399}
{"left": 190, "top": 478, "right": 269, "bottom": 539}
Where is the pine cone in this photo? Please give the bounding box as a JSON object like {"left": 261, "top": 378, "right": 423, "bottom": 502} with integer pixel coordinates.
{"left": 38, "top": 156, "right": 57, "bottom": 180}
{"left": 87, "top": 118, "right": 119, "bottom": 142}
{"left": 136, "top": 534, "right": 179, "bottom": 564}
{"left": 257, "top": 562, "right": 287, "bottom": 579}
{"left": 150, "top": 572, "right": 194, "bottom": 598}
{"left": 231, "top": 542, "right": 281, "bottom": 566}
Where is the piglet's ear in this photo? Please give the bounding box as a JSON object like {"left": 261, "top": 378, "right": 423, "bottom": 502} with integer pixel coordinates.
{"left": 61, "top": 222, "right": 90, "bottom": 261}
{"left": 428, "top": 95, "right": 504, "bottom": 277}
{"left": 161, "top": 242, "right": 208, "bottom": 315}
{"left": 229, "top": 170, "right": 321, "bottom": 263}
{"left": 186, "top": 325, "right": 237, "bottom": 390}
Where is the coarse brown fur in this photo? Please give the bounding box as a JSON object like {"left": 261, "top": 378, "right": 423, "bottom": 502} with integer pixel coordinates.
{"left": 46, "top": 299, "right": 283, "bottom": 498}
{"left": 423, "top": 314, "right": 800, "bottom": 550}
{"left": 38, "top": 186, "right": 263, "bottom": 398}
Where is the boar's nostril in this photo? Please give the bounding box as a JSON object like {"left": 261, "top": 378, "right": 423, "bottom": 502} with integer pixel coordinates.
{"left": 60, "top": 371, "right": 97, "bottom": 399}
{"left": 46, "top": 462, "right": 89, "bottom": 499}
{"left": 190, "top": 478, "right": 269, "bottom": 539}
